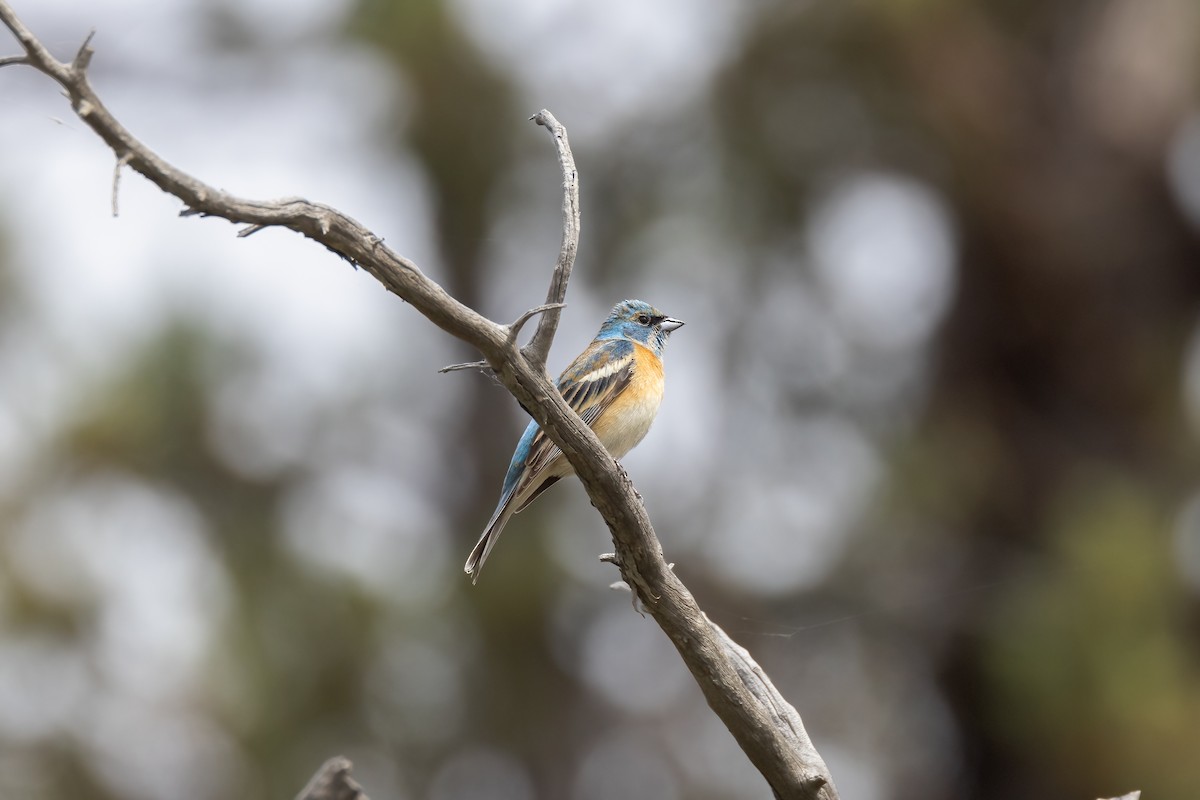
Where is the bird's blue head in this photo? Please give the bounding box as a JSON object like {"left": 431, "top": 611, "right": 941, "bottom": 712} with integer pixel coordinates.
{"left": 595, "top": 299, "right": 685, "bottom": 356}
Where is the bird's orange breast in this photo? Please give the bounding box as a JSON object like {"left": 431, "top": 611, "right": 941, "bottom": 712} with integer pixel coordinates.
{"left": 591, "top": 343, "right": 665, "bottom": 458}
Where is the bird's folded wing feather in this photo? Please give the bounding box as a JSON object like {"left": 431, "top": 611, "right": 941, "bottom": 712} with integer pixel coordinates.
{"left": 514, "top": 339, "right": 635, "bottom": 503}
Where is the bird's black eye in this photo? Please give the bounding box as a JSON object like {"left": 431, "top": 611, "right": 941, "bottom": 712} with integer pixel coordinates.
{"left": 636, "top": 314, "right": 650, "bottom": 325}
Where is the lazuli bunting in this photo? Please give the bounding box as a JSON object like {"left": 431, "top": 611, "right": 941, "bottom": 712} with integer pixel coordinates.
{"left": 465, "top": 299, "right": 685, "bottom": 583}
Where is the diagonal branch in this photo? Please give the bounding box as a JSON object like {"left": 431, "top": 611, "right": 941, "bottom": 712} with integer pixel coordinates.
{"left": 0, "top": 6, "right": 838, "bottom": 799}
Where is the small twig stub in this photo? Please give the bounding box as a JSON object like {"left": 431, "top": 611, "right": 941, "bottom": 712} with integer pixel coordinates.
{"left": 111, "top": 152, "right": 132, "bottom": 217}
{"left": 294, "top": 756, "right": 368, "bottom": 800}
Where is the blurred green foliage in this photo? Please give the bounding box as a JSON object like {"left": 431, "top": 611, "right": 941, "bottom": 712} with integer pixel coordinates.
{"left": 985, "top": 473, "right": 1200, "bottom": 799}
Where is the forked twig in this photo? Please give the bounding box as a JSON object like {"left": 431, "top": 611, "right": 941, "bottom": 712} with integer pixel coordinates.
{"left": 439, "top": 302, "right": 567, "bottom": 374}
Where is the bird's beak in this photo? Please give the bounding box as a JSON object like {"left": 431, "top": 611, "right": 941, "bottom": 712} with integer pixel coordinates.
{"left": 660, "top": 317, "right": 685, "bottom": 332}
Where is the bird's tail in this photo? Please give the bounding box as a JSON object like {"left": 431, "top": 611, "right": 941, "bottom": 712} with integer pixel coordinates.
{"left": 464, "top": 494, "right": 517, "bottom": 584}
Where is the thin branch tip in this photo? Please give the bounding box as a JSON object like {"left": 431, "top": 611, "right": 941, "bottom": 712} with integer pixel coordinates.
{"left": 520, "top": 106, "right": 578, "bottom": 373}
{"left": 111, "top": 151, "right": 132, "bottom": 217}
{"left": 438, "top": 359, "right": 489, "bottom": 375}
{"left": 509, "top": 302, "right": 566, "bottom": 340}
{"left": 72, "top": 29, "right": 96, "bottom": 71}
{"left": 530, "top": 109, "right": 560, "bottom": 129}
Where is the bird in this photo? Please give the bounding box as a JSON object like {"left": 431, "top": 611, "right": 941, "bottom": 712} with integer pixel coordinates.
{"left": 465, "top": 299, "right": 685, "bottom": 583}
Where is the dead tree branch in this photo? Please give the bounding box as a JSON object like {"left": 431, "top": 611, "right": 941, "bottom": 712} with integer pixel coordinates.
{"left": 0, "top": 5, "right": 837, "bottom": 798}
{"left": 522, "top": 109, "right": 579, "bottom": 371}
{"left": 439, "top": 109, "right": 579, "bottom": 376}
{"left": 294, "top": 757, "right": 368, "bottom": 800}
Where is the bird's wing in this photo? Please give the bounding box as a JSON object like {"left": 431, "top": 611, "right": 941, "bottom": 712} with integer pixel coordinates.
{"left": 559, "top": 338, "right": 637, "bottom": 426}
{"left": 512, "top": 338, "right": 635, "bottom": 509}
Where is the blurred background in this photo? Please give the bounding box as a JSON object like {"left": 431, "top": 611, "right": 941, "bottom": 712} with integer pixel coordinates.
{"left": 1, "top": 0, "right": 1199, "bottom": 798}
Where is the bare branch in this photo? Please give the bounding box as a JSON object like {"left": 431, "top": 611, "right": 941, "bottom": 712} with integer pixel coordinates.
{"left": 0, "top": 6, "right": 68, "bottom": 82}
{"left": 0, "top": 53, "right": 29, "bottom": 67}
{"left": 0, "top": 6, "right": 839, "bottom": 798}
{"left": 711, "top": 622, "right": 832, "bottom": 790}
{"left": 294, "top": 757, "right": 368, "bottom": 800}
{"left": 438, "top": 111, "right": 577, "bottom": 377}
{"left": 0, "top": 3, "right": 500, "bottom": 355}
{"left": 111, "top": 151, "right": 131, "bottom": 217}
{"left": 521, "top": 109, "right": 579, "bottom": 373}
